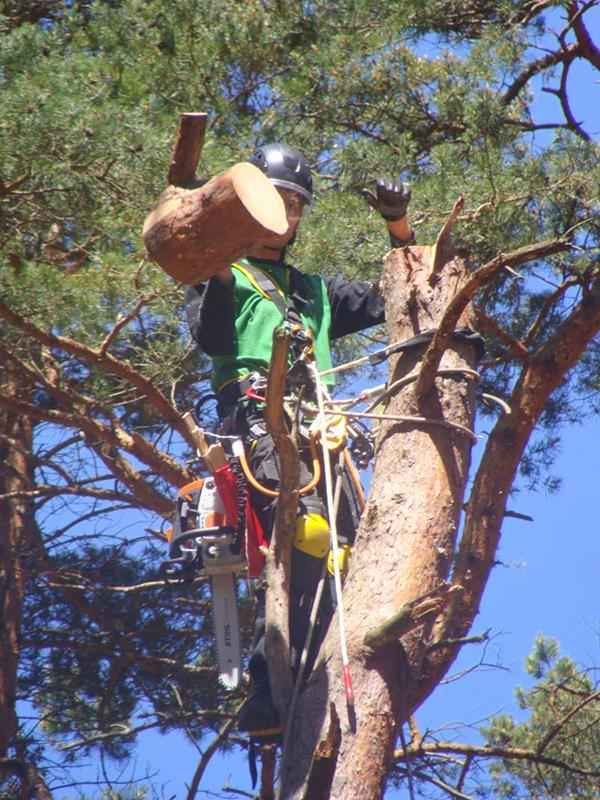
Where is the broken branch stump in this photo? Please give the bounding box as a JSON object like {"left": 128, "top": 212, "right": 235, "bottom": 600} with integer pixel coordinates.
{"left": 168, "top": 112, "right": 207, "bottom": 187}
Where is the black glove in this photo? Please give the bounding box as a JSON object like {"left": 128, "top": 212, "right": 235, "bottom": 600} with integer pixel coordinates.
{"left": 361, "top": 179, "right": 411, "bottom": 221}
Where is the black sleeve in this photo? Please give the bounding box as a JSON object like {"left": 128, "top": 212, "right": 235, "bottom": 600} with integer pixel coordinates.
{"left": 184, "top": 279, "right": 236, "bottom": 355}
{"left": 325, "top": 275, "right": 385, "bottom": 340}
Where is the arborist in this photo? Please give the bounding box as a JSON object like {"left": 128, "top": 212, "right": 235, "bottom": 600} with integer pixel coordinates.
{"left": 185, "top": 143, "right": 414, "bottom": 743}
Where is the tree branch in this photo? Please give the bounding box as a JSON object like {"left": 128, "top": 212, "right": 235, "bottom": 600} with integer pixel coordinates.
{"left": 429, "top": 275, "right": 600, "bottom": 690}
{"left": 186, "top": 714, "right": 239, "bottom": 800}
{"left": 0, "top": 300, "right": 197, "bottom": 449}
{"left": 542, "top": 52, "right": 591, "bottom": 141}
{"left": 501, "top": 44, "right": 579, "bottom": 106}
{"left": 415, "top": 237, "right": 571, "bottom": 399}
{"left": 536, "top": 689, "right": 600, "bottom": 755}
{"left": 473, "top": 308, "right": 530, "bottom": 363}
{"left": 1, "top": 483, "right": 138, "bottom": 506}
{"left": 363, "top": 585, "right": 462, "bottom": 653}
{"left": 396, "top": 740, "right": 600, "bottom": 779}
{"left": 406, "top": 768, "right": 473, "bottom": 800}
{"left": 569, "top": 1, "right": 600, "bottom": 69}
{"left": 0, "top": 359, "right": 190, "bottom": 500}
{"left": 430, "top": 196, "right": 464, "bottom": 276}
{"left": 98, "top": 291, "right": 161, "bottom": 356}
{"left": 523, "top": 275, "right": 581, "bottom": 347}
{"left": 263, "top": 326, "right": 297, "bottom": 722}
{"left": 168, "top": 112, "right": 208, "bottom": 187}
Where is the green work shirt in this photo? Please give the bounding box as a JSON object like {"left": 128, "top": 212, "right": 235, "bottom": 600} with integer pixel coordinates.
{"left": 211, "top": 258, "right": 334, "bottom": 392}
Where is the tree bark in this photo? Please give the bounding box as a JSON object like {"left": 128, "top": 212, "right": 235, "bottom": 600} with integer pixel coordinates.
{"left": 264, "top": 328, "right": 298, "bottom": 721}
{"left": 280, "top": 243, "right": 481, "bottom": 799}
{"left": 142, "top": 162, "right": 288, "bottom": 284}
{"left": 168, "top": 112, "right": 207, "bottom": 187}
{"left": 0, "top": 365, "right": 35, "bottom": 758}
{"left": 277, "top": 229, "right": 598, "bottom": 798}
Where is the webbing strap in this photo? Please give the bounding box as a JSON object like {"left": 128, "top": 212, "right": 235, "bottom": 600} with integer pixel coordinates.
{"left": 233, "top": 261, "right": 288, "bottom": 318}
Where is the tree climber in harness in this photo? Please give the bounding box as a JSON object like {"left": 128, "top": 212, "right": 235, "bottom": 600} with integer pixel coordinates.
{"left": 184, "top": 143, "right": 414, "bottom": 747}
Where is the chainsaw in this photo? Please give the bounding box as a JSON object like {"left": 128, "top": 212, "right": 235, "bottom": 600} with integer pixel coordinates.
{"left": 162, "top": 475, "right": 245, "bottom": 690}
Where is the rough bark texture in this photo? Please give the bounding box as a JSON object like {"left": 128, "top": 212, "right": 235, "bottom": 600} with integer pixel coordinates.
{"left": 264, "top": 328, "right": 298, "bottom": 719}
{"left": 167, "top": 112, "right": 207, "bottom": 187}
{"left": 280, "top": 244, "right": 480, "bottom": 799}
{"left": 0, "top": 365, "right": 35, "bottom": 758}
{"left": 142, "top": 162, "right": 287, "bottom": 284}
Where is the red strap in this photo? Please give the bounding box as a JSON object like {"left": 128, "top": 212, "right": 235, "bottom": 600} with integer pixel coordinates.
{"left": 213, "top": 464, "right": 266, "bottom": 578}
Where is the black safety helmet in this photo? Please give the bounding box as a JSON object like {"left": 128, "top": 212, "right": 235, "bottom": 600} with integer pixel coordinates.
{"left": 249, "top": 143, "right": 313, "bottom": 206}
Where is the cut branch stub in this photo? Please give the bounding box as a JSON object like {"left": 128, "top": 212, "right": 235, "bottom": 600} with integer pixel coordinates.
{"left": 142, "top": 162, "right": 288, "bottom": 284}
{"left": 168, "top": 112, "right": 207, "bottom": 187}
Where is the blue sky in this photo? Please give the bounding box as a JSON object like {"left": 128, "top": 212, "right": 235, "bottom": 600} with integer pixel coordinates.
{"left": 112, "top": 413, "right": 599, "bottom": 800}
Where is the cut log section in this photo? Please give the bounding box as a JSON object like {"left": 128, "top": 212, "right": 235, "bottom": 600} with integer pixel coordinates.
{"left": 142, "top": 162, "right": 288, "bottom": 284}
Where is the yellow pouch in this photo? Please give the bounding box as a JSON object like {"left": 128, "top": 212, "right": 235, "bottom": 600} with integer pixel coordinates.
{"left": 294, "top": 512, "right": 330, "bottom": 558}
{"left": 327, "top": 544, "right": 352, "bottom": 577}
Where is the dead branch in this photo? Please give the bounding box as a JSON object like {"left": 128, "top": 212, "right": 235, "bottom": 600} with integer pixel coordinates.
{"left": 186, "top": 714, "right": 239, "bottom": 800}
{"left": 395, "top": 740, "right": 600, "bottom": 780}
{"left": 263, "top": 326, "right": 297, "bottom": 722}
{"left": 46, "top": 576, "right": 207, "bottom": 594}
{"left": 415, "top": 237, "right": 571, "bottom": 399}
{"left": 473, "top": 308, "right": 530, "bottom": 362}
{"left": 430, "top": 196, "right": 464, "bottom": 276}
{"left": 363, "top": 585, "right": 462, "bottom": 652}
{"left": 99, "top": 291, "right": 161, "bottom": 356}
{"left": 427, "top": 629, "right": 491, "bottom": 652}
{"left": 60, "top": 719, "right": 162, "bottom": 751}
{"left": 168, "top": 112, "right": 208, "bottom": 187}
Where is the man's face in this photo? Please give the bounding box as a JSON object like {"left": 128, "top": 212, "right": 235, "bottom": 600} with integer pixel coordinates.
{"left": 279, "top": 188, "right": 307, "bottom": 223}
{"left": 251, "top": 187, "right": 308, "bottom": 257}
{"left": 272, "top": 187, "right": 307, "bottom": 246}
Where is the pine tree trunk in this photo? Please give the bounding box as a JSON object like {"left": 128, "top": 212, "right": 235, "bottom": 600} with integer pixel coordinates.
{"left": 0, "top": 365, "right": 35, "bottom": 758}
{"left": 280, "top": 244, "right": 481, "bottom": 799}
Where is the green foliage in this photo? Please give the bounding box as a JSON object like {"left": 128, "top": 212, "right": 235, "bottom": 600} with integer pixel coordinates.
{"left": 481, "top": 637, "right": 600, "bottom": 799}
{"left": 22, "top": 541, "right": 248, "bottom": 761}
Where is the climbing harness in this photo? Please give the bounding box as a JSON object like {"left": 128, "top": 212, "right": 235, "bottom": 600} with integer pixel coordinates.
{"left": 232, "top": 435, "right": 322, "bottom": 498}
